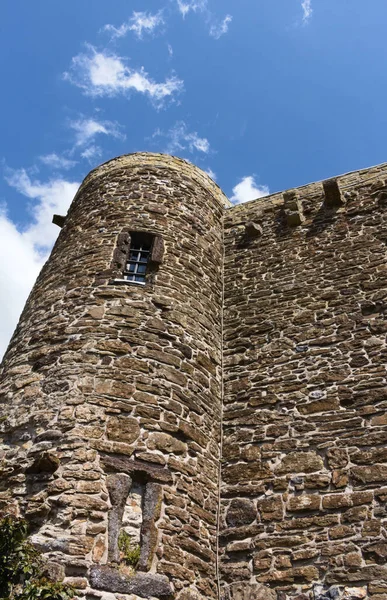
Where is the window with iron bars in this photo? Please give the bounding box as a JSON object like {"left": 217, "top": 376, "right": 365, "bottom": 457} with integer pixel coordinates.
{"left": 109, "top": 231, "right": 164, "bottom": 286}
{"left": 123, "top": 232, "right": 153, "bottom": 284}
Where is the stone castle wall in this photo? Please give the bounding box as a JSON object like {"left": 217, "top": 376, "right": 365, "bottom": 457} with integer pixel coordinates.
{"left": 221, "top": 163, "right": 387, "bottom": 600}
{"left": 1, "top": 154, "right": 387, "bottom": 600}
{"left": 0, "top": 154, "right": 227, "bottom": 599}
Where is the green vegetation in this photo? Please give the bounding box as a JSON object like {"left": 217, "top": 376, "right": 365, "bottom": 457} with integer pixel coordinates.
{"left": 117, "top": 531, "right": 141, "bottom": 567}
{"left": 0, "top": 516, "right": 74, "bottom": 600}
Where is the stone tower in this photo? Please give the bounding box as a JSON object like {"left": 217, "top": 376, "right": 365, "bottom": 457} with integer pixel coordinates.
{"left": 0, "top": 153, "right": 228, "bottom": 600}
{"left": 2, "top": 154, "right": 387, "bottom": 600}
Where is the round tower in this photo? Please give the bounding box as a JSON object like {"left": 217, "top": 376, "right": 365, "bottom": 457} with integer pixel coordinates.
{"left": 0, "top": 153, "right": 229, "bottom": 600}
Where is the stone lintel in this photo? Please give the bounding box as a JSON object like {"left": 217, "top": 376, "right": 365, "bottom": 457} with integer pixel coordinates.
{"left": 101, "top": 454, "right": 173, "bottom": 483}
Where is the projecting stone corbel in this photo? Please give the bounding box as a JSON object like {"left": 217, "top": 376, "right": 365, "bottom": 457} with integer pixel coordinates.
{"left": 322, "top": 178, "right": 345, "bottom": 207}
{"left": 52, "top": 214, "right": 66, "bottom": 228}
{"left": 283, "top": 190, "right": 304, "bottom": 226}
{"left": 245, "top": 221, "right": 263, "bottom": 237}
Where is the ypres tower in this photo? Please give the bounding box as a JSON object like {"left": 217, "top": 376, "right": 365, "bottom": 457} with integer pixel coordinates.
{"left": 1, "top": 152, "right": 387, "bottom": 600}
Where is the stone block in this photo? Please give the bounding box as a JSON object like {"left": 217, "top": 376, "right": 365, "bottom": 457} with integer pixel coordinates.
{"left": 107, "top": 473, "right": 132, "bottom": 563}
{"left": 288, "top": 494, "right": 321, "bottom": 511}
{"left": 257, "top": 495, "right": 284, "bottom": 520}
{"left": 342, "top": 588, "right": 367, "bottom": 599}
{"left": 223, "top": 462, "right": 271, "bottom": 484}
{"left": 106, "top": 416, "right": 140, "bottom": 444}
{"left": 245, "top": 221, "right": 263, "bottom": 237}
{"left": 225, "top": 498, "right": 256, "bottom": 527}
{"left": 327, "top": 448, "right": 349, "bottom": 469}
{"left": 322, "top": 493, "right": 352, "bottom": 509}
{"left": 147, "top": 432, "right": 187, "bottom": 454}
{"left": 90, "top": 565, "right": 173, "bottom": 597}
{"left": 138, "top": 482, "right": 163, "bottom": 571}
{"left": 150, "top": 235, "right": 165, "bottom": 263}
{"left": 52, "top": 214, "right": 66, "bottom": 227}
{"left": 283, "top": 190, "right": 305, "bottom": 226}
{"left": 323, "top": 178, "right": 345, "bottom": 207}
{"left": 276, "top": 451, "right": 324, "bottom": 475}
{"left": 351, "top": 465, "right": 387, "bottom": 484}
{"left": 222, "top": 582, "right": 276, "bottom": 600}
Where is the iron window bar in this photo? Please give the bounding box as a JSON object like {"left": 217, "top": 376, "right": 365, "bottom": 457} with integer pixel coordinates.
{"left": 123, "top": 239, "right": 152, "bottom": 284}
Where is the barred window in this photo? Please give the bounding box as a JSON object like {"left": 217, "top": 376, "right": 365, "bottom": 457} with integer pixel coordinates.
{"left": 99, "top": 231, "right": 164, "bottom": 287}
{"left": 113, "top": 231, "right": 164, "bottom": 286}
{"left": 123, "top": 233, "right": 153, "bottom": 284}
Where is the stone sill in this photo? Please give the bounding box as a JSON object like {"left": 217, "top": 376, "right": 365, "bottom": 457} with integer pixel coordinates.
{"left": 110, "top": 278, "right": 146, "bottom": 286}
{"left": 90, "top": 565, "right": 173, "bottom": 598}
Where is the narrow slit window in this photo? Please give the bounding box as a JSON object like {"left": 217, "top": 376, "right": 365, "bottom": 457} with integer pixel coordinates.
{"left": 123, "top": 233, "right": 153, "bottom": 285}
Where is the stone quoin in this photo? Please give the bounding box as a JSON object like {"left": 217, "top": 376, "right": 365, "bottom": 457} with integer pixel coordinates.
{"left": 1, "top": 152, "right": 387, "bottom": 600}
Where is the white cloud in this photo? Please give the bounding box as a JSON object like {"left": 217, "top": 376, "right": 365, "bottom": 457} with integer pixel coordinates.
{"left": 153, "top": 121, "right": 210, "bottom": 155}
{"left": 64, "top": 45, "right": 184, "bottom": 107}
{"left": 175, "top": 0, "right": 232, "bottom": 39}
{"left": 230, "top": 176, "right": 269, "bottom": 205}
{"left": 39, "top": 153, "right": 77, "bottom": 170}
{"left": 301, "top": 0, "right": 312, "bottom": 23}
{"left": 0, "top": 171, "right": 79, "bottom": 359}
{"left": 80, "top": 145, "right": 103, "bottom": 162}
{"left": 0, "top": 208, "right": 45, "bottom": 359}
{"left": 176, "top": 0, "right": 207, "bottom": 17}
{"left": 205, "top": 168, "right": 217, "bottom": 181}
{"left": 104, "top": 11, "right": 164, "bottom": 40}
{"left": 209, "top": 15, "right": 232, "bottom": 39}
{"left": 70, "top": 117, "right": 124, "bottom": 147}
{"left": 5, "top": 169, "right": 79, "bottom": 249}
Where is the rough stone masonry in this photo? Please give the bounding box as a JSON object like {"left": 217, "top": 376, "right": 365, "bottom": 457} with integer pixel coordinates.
{"left": 1, "top": 153, "right": 387, "bottom": 600}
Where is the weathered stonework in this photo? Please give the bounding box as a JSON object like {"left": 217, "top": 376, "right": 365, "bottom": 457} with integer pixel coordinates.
{"left": 1, "top": 154, "right": 387, "bottom": 599}
{"left": 0, "top": 153, "right": 226, "bottom": 600}
{"left": 221, "top": 162, "right": 387, "bottom": 600}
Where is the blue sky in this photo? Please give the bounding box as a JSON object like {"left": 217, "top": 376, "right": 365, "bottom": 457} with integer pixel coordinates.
{"left": 1, "top": 0, "right": 387, "bottom": 356}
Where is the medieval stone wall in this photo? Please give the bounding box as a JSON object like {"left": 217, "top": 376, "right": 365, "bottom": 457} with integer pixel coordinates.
{"left": 0, "top": 154, "right": 227, "bottom": 600}
{"left": 2, "top": 153, "right": 387, "bottom": 600}
{"left": 221, "top": 163, "right": 387, "bottom": 600}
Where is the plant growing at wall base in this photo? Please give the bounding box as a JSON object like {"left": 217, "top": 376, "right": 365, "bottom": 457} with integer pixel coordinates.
{"left": 118, "top": 531, "right": 141, "bottom": 568}
{"left": 0, "top": 516, "right": 74, "bottom": 600}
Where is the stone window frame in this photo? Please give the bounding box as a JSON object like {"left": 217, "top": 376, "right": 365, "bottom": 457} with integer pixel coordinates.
{"left": 90, "top": 455, "right": 173, "bottom": 598}
{"left": 101, "top": 455, "right": 172, "bottom": 572}
{"left": 110, "top": 230, "right": 164, "bottom": 287}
